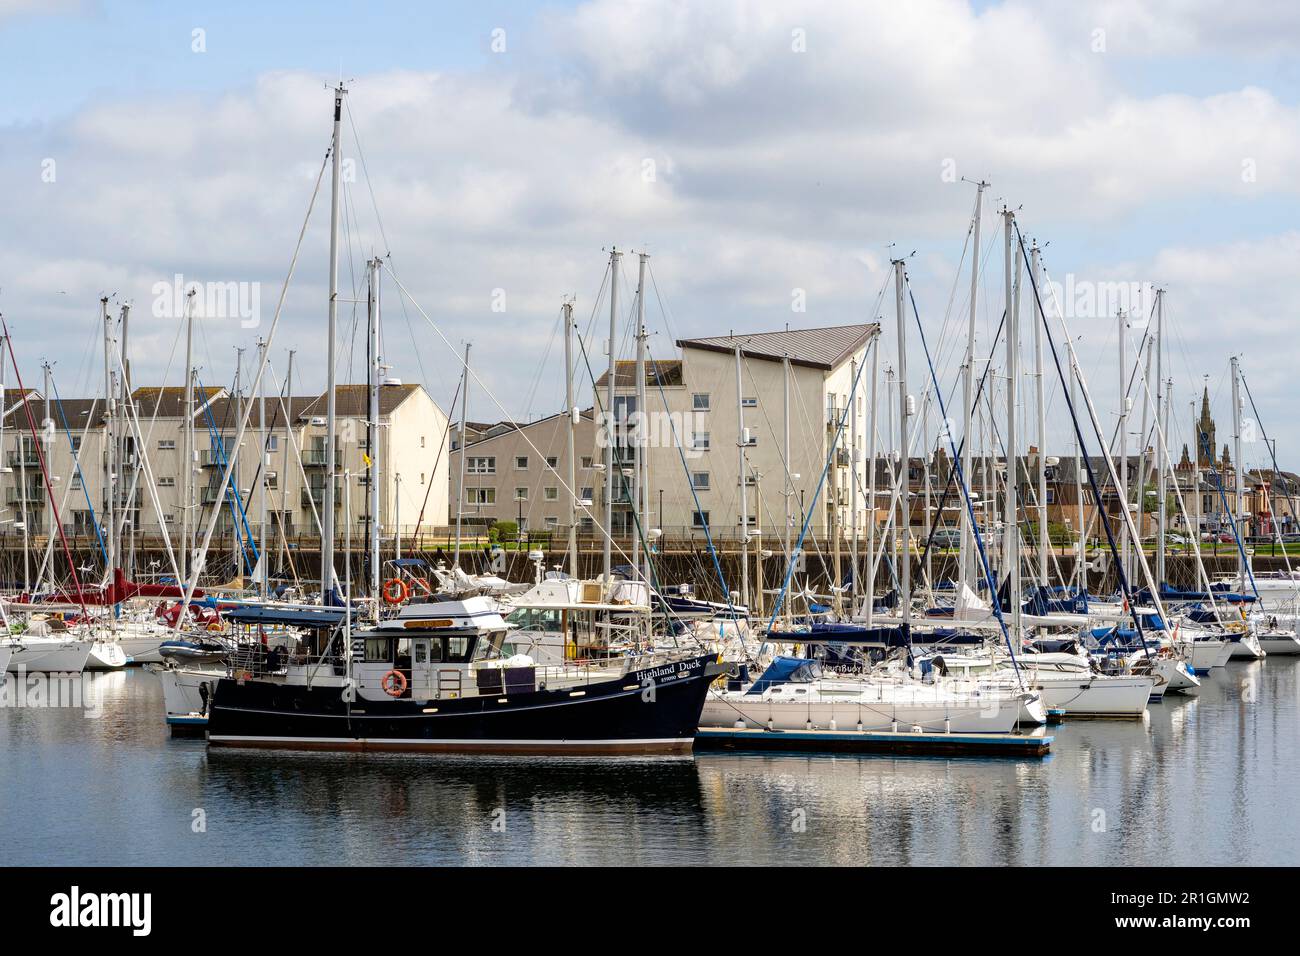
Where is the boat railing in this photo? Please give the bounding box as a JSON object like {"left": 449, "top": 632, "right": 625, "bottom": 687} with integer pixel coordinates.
{"left": 228, "top": 643, "right": 345, "bottom": 680}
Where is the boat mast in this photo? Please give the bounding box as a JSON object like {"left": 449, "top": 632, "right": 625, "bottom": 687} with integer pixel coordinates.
{"left": 1118, "top": 310, "right": 1129, "bottom": 584}
{"left": 893, "top": 258, "right": 910, "bottom": 639}
{"left": 367, "top": 256, "right": 382, "bottom": 600}
{"left": 959, "top": 180, "right": 986, "bottom": 600}
{"left": 735, "top": 341, "right": 749, "bottom": 609}
{"left": 864, "top": 338, "right": 879, "bottom": 626}
{"left": 257, "top": 336, "right": 268, "bottom": 599}
{"left": 1031, "top": 241, "right": 1048, "bottom": 585}
{"left": 1232, "top": 354, "right": 1244, "bottom": 589}
{"left": 1072, "top": 359, "right": 1085, "bottom": 593}
{"left": 321, "top": 81, "right": 346, "bottom": 600}
{"left": 635, "top": 252, "right": 651, "bottom": 588}
{"left": 1155, "top": 289, "right": 1167, "bottom": 586}
{"left": 453, "top": 342, "right": 470, "bottom": 570}
{"left": 102, "top": 295, "right": 115, "bottom": 583}
{"left": 181, "top": 288, "right": 195, "bottom": 587}
{"left": 782, "top": 352, "right": 792, "bottom": 622}
{"left": 601, "top": 248, "right": 620, "bottom": 585}
{"left": 1002, "top": 210, "right": 1020, "bottom": 638}
{"left": 563, "top": 300, "right": 579, "bottom": 575}
{"left": 42, "top": 361, "right": 54, "bottom": 588}
{"left": 282, "top": 349, "right": 294, "bottom": 579}
{"left": 850, "top": 355, "right": 859, "bottom": 613}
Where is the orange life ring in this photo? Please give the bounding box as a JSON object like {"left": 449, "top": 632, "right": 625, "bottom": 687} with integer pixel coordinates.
{"left": 412, "top": 576, "right": 432, "bottom": 595}
{"left": 380, "top": 670, "right": 408, "bottom": 697}
{"left": 381, "top": 578, "right": 409, "bottom": 605}
{"left": 207, "top": 622, "right": 224, "bottom": 633}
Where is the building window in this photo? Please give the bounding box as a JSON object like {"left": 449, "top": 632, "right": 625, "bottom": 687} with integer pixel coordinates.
{"left": 515, "top": 455, "right": 528, "bottom": 470}
{"left": 1045, "top": 488, "right": 1056, "bottom": 504}
{"left": 515, "top": 487, "right": 528, "bottom": 501}
{"left": 545, "top": 516, "right": 559, "bottom": 529}
{"left": 420, "top": 472, "right": 426, "bottom": 485}
{"left": 468, "top": 488, "right": 496, "bottom": 505}
{"left": 71, "top": 436, "right": 82, "bottom": 453}
{"left": 692, "top": 472, "right": 710, "bottom": 490}
{"left": 741, "top": 396, "right": 757, "bottom": 408}
{"left": 157, "top": 476, "right": 176, "bottom": 488}
{"left": 580, "top": 486, "right": 593, "bottom": 503}
{"left": 267, "top": 472, "right": 278, "bottom": 490}
{"left": 420, "top": 436, "right": 426, "bottom": 448}
{"left": 545, "top": 456, "right": 558, "bottom": 469}
{"left": 544, "top": 487, "right": 558, "bottom": 501}
{"left": 581, "top": 456, "right": 593, "bottom": 469}
{"left": 267, "top": 435, "right": 278, "bottom": 451}
{"left": 692, "top": 510, "right": 710, "bottom": 529}
{"left": 158, "top": 439, "right": 176, "bottom": 451}
{"left": 467, "top": 456, "right": 495, "bottom": 475}
{"left": 692, "top": 431, "right": 711, "bottom": 452}
{"left": 692, "top": 393, "right": 710, "bottom": 411}
{"left": 71, "top": 475, "right": 82, "bottom": 491}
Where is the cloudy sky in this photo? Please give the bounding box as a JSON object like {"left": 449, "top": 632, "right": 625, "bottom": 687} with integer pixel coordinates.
{"left": 2, "top": 0, "right": 1298, "bottom": 472}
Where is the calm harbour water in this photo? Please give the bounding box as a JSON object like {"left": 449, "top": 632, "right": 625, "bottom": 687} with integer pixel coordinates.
{"left": 2, "top": 660, "right": 1296, "bottom": 866}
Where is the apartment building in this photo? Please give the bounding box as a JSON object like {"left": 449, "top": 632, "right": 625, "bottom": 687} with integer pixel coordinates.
{"left": 0, "top": 382, "right": 449, "bottom": 546}
{"left": 448, "top": 409, "right": 597, "bottom": 532}
{"left": 593, "top": 324, "right": 879, "bottom": 539}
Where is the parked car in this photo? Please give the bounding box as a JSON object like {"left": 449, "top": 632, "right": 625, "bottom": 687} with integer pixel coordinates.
{"left": 929, "top": 527, "right": 963, "bottom": 549}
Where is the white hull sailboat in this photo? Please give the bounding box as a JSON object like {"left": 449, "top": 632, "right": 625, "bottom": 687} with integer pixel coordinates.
{"left": 4, "top": 636, "right": 94, "bottom": 673}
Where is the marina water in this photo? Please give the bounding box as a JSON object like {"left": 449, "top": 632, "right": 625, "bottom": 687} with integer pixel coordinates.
{"left": 2, "top": 661, "right": 1295, "bottom": 866}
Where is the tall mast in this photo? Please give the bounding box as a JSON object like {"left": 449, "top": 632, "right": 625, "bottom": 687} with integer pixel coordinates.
{"left": 42, "top": 361, "right": 54, "bottom": 588}
{"left": 1118, "top": 310, "right": 1129, "bottom": 582}
{"left": 864, "top": 339, "right": 879, "bottom": 625}
{"left": 562, "top": 300, "right": 579, "bottom": 575}
{"left": 1072, "top": 360, "right": 1085, "bottom": 593}
{"left": 257, "top": 336, "right": 268, "bottom": 599}
{"left": 893, "top": 258, "right": 910, "bottom": 638}
{"left": 735, "top": 341, "right": 749, "bottom": 609}
{"left": 601, "top": 248, "right": 621, "bottom": 584}
{"left": 1155, "top": 289, "right": 1167, "bottom": 586}
{"left": 283, "top": 349, "right": 294, "bottom": 578}
{"left": 1232, "top": 354, "right": 1244, "bottom": 587}
{"left": 453, "top": 343, "right": 470, "bottom": 569}
{"left": 959, "top": 180, "right": 986, "bottom": 599}
{"left": 635, "top": 252, "right": 651, "bottom": 587}
{"left": 233, "top": 347, "right": 244, "bottom": 576}
{"left": 102, "top": 295, "right": 115, "bottom": 580}
{"left": 181, "top": 289, "right": 195, "bottom": 587}
{"left": 1031, "top": 242, "right": 1048, "bottom": 585}
{"left": 367, "top": 256, "right": 382, "bottom": 599}
{"left": 782, "top": 353, "right": 793, "bottom": 621}
{"left": 1002, "top": 210, "right": 1020, "bottom": 636}
{"left": 849, "top": 356, "right": 859, "bottom": 611}
{"left": 321, "top": 81, "right": 346, "bottom": 599}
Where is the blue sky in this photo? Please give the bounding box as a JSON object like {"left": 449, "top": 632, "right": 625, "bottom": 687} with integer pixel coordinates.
{"left": 3, "top": 0, "right": 1300, "bottom": 469}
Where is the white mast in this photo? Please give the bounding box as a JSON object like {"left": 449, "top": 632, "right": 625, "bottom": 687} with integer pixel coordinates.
{"left": 635, "top": 252, "right": 651, "bottom": 587}
{"left": 601, "top": 248, "right": 621, "bottom": 584}
{"left": 1031, "top": 241, "right": 1048, "bottom": 585}
{"left": 181, "top": 289, "right": 195, "bottom": 587}
{"left": 563, "top": 300, "right": 579, "bottom": 575}
{"left": 893, "top": 259, "right": 910, "bottom": 636}
{"left": 102, "top": 295, "right": 115, "bottom": 581}
{"left": 1118, "top": 310, "right": 1129, "bottom": 583}
{"left": 1155, "top": 289, "right": 1167, "bottom": 586}
{"left": 959, "top": 180, "right": 986, "bottom": 599}
{"left": 367, "top": 256, "right": 382, "bottom": 598}
{"left": 1232, "top": 354, "right": 1244, "bottom": 588}
{"left": 321, "top": 81, "right": 346, "bottom": 599}
{"left": 850, "top": 356, "right": 859, "bottom": 610}
{"left": 1002, "top": 210, "right": 1020, "bottom": 635}
{"left": 257, "top": 336, "right": 268, "bottom": 599}
{"left": 453, "top": 343, "right": 470, "bottom": 569}
{"left": 864, "top": 338, "right": 879, "bottom": 625}
{"left": 735, "top": 341, "right": 749, "bottom": 609}
{"left": 782, "top": 352, "right": 792, "bottom": 621}
{"left": 282, "top": 349, "right": 294, "bottom": 580}
{"left": 1072, "top": 361, "right": 1085, "bottom": 593}
{"left": 42, "top": 361, "right": 54, "bottom": 589}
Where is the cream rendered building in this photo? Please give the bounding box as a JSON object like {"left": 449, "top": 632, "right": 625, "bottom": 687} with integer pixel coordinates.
{"left": 0, "top": 383, "right": 449, "bottom": 564}
{"left": 593, "top": 324, "right": 880, "bottom": 540}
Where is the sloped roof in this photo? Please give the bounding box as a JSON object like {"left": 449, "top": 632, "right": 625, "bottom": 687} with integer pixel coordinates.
{"left": 677, "top": 323, "right": 878, "bottom": 370}
{"left": 594, "top": 359, "right": 684, "bottom": 388}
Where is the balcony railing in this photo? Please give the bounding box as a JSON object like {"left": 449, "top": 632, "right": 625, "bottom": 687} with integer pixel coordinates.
{"left": 302, "top": 484, "right": 343, "bottom": 508}
{"left": 304, "top": 448, "right": 342, "bottom": 467}
{"left": 7, "top": 450, "right": 41, "bottom": 468}
{"left": 5, "top": 486, "right": 45, "bottom": 505}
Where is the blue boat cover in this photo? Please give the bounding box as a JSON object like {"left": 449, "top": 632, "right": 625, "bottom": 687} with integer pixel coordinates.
{"left": 745, "top": 655, "right": 820, "bottom": 694}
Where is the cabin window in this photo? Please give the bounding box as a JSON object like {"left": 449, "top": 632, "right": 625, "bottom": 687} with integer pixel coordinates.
{"left": 446, "top": 637, "right": 471, "bottom": 661}
{"left": 364, "top": 638, "right": 391, "bottom": 662}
